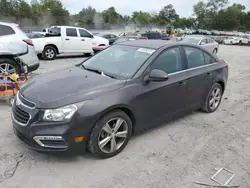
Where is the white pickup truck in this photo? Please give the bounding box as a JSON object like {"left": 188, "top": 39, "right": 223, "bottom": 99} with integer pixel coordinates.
{"left": 32, "top": 26, "right": 109, "bottom": 60}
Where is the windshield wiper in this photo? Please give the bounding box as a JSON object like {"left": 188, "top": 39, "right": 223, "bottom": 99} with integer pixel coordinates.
{"left": 80, "top": 65, "right": 102, "bottom": 74}
{"left": 80, "top": 65, "right": 117, "bottom": 79}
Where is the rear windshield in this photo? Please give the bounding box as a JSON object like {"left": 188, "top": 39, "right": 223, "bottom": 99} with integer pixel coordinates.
{"left": 50, "top": 27, "right": 61, "bottom": 34}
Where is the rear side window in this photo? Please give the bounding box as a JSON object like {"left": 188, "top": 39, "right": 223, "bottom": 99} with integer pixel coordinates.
{"left": 0, "top": 25, "right": 15, "bottom": 36}
{"left": 184, "top": 47, "right": 205, "bottom": 69}
{"left": 203, "top": 52, "right": 215, "bottom": 64}
{"left": 66, "top": 28, "right": 77, "bottom": 37}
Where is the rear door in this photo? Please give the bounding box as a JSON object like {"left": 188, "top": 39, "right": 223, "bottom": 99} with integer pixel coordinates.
{"left": 182, "top": 46, "right": 216, "bottom": 108}
{"left": 62, "top": 27, "right": 81, "bottom": 52}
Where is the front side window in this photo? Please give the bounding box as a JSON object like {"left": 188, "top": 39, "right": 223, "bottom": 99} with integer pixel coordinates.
{"left": 150, "top": 47, "right": 182, "bottom": 74}
{"left": 66, "top": 28, "right": 77, "bottom": 37}
{"left": 79, "top": 29, "right": 92, "bottom": 37}
{"left": 82, "top": 45, "right": 155, "bottom": 79}
{"left": 184, "top": 47, "right": 205, "bottom": 69}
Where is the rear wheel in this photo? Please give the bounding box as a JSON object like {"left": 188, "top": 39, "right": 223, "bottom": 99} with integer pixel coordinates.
{"left": 212, "top": 48, "right": 217, "bottom": 55}
{"left": 201, "top": 83, "right": 223, "bottom": 113}
{"left": 88, "top": 110, "right": 132, "bottom": 158}
{"left": 239, "top": 40, "right": 242, "bottom": 45}
{"left": 0, "top": 58, "right": 21, "bottom": 75}
{"left": 42, "top": 46, "right": 57, "bottom": 60}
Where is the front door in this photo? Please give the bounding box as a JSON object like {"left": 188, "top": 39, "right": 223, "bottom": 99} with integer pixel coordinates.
{"left": 138, "top": 47, "right": 188, "bottom": 128}
{"left": 78, "top": 29, "right": 93, "bottom": 52}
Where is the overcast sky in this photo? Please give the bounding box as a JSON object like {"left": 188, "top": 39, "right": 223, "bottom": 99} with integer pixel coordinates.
{"left": 29, "top": 0, "right": 250, "bottom": 17}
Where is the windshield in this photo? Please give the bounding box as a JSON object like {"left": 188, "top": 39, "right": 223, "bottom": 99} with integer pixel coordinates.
{"left": 113, "top": 37, "right": 135, "bottom": 44}
{"left": 81, "top": 45, "right": 155, "bottom": 79}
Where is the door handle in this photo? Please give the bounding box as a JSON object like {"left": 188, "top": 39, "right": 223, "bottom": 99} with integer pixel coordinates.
{"left": 177, "top": 81, "right": 186, "bottom": 87}
{"left": 205, "top": 72, "right": 211, "bottom": 77}
{"left": 81, "top": 39, "right": 85, "bottom": 41}
{"left": 65, "top": 38, "right": 70, "bottom": 40}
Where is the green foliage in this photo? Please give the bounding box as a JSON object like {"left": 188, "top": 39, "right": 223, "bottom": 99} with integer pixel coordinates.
{"left": 0, "top": 0, "right": 249, "bottom": 31}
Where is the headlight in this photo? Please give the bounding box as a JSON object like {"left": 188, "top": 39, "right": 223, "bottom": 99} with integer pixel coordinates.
{"left": 43, "top": 101, "right": 87, "bottom": 122}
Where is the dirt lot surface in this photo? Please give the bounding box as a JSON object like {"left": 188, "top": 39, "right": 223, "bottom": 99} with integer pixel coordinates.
{"left": 1, "top": 45, "right": 250, "bottom": 188}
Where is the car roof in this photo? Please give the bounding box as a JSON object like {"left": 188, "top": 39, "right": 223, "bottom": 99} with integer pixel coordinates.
{"left": 0, "top": 21, "right": 18, "bottom": 26}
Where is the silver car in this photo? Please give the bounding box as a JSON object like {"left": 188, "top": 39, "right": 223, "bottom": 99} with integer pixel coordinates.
{"left": 0, "top": 22, "right": 39, "bottom": 74}
{"left": 181, "top": 36, "right": 219, "bottom": 55}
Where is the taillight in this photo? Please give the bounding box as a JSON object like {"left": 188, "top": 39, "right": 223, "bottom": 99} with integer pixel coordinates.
{"left": 23, "top": 39, "right": 34, "bottom": 46}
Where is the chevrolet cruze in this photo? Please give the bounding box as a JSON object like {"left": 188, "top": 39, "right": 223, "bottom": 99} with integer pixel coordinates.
{"left": 12, "top": 40, "right": 228, "bottom": 158}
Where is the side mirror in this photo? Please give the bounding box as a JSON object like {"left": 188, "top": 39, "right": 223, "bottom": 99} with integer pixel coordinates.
{"left": 145, "top": 69, "right": 169, "bottom": 82}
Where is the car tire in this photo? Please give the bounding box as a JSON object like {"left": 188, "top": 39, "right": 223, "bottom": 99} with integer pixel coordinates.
{"left": 239, "top": 40, "right": 242, "bottom": 45}
{"left": 201, "top": 83, "right": 223, "bottom": 113}
{"left": 42, "top": 46, "right": 57, "bottom": 60}
{"left": 212, "top": 48, "right": 217, "bottom": 55}
{"left": 0, "top": 58, "right": 21, "bottom": 75}
{"left": 88, "top": 110, "right": 132, "bottom": 159}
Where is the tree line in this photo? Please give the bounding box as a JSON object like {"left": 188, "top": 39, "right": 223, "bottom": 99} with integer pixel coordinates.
{"left": 0, "top": 0, "right": 250, "bottom": 31}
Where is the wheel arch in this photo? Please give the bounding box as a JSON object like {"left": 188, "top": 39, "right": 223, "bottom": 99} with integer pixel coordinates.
{"left": 44, "top": 44, "right": 59, "bottom": 54}
{"left": 96, "top": 104, "right": 136, "bottom": 134}
{"left": 0, "top": 55, "right": 22, "bottom": 68}
{"left": 216, "top": 80, "right": 225, "bottom": 93}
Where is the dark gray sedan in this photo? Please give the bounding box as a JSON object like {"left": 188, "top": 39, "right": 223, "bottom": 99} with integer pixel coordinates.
{"left": 12, "top": 40, "right": 228, "bottom": 158}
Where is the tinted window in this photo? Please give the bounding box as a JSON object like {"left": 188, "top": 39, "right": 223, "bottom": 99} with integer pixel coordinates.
{"left": 66, "top": 28, "right": 77, "bottom": 37}
{"left": 151, "top": 47, "right": 182, "bottom": 74}
{"left": 184, "top": 47, "right": 205, "bottom": 68}
{"left": 0, "top": 25, "right": 15, "bottom": 36}
{"left": 79, "top": 29, "right": 92, "bottom": 37}
{"left": 110, "top": 34, "right": 117, "bottom": 38}
{"left": 50, "top": 27, "right": 61, "bottom": 34}
{"left": 204, "top": 52, "right": 213, "bottom": 64}
{"left": 82, "top": 45, "right": 155, "bottom": 79}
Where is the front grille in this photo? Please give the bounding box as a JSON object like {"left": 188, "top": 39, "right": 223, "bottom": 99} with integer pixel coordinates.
{"left": 19, "top": 92, "right": 35, "bottom": 108}
{"left": 13, "top": 105, "right": 30, "bottom": 125}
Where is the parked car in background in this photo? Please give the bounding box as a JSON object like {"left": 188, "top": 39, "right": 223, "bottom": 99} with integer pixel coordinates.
{"left": 0, "top": 22, "right": 39, "bottom": 74}
{"left": 213, "top": 36, "right": 228, "bottom": 44}
{"left": 92, "top": 35, "right": 148, "bottom": 53}
{"left": 181, "top": 36, "right": 219, "bottom": 55}
{"left": 141, "top": 31, "right": 169, "bottom": 40}
{"left": 238, "top": 35, "right": 249, "bottom": 45}
{"left": 12, "top": 40, "right": 228, "bottom": 158}
{"left": 95, "top": 33, "right": 118, "bottom": 45}
{"left": 31, "top": 26, "right": 109, "bottom": 60}
{"left": 223, "top": 37, "right": 240, "bottom": 45}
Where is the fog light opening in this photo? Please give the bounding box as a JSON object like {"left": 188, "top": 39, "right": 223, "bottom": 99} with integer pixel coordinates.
{"left": 74, "top": 136, "right": 84, "bottom": 143}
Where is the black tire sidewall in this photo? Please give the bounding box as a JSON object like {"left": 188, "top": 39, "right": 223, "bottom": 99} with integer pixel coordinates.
{"left": 42, "top": 46, "right": 56, "bottom": 60}
{"left": 88, "top": 110, "right": 132, "bottom": 158}
{"left": 213, "top": 48, "right": 217, "bottom": 54}
{"left": 0, "top": 58, "right": 21, "bottom": 74}
{"left": 204, "top": 83, "right": 223, "bottom": 113}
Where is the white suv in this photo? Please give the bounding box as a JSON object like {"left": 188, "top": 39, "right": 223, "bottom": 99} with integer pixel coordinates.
{"left": 0, "top": 22, "right": 39, "bottom": 74}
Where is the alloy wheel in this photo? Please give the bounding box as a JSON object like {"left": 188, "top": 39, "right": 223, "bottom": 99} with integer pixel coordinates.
{"left": 0, "top": 63, "right": 16, "bottom": 75}
{"left": 45, "top": 49, "right": 55, "bottom": 59}
{"left": 98, "top": 117, "right": 128, "bottom": 153}
{"left": 209, "top": 88, "right": 221, "bottom": 110}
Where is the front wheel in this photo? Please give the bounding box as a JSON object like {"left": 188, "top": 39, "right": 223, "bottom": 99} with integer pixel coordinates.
{"left": 88, "top": 110, "right": 132, "bottom": 158}
{"left": 201, "top": 83, "right": 223, "bottom": 113}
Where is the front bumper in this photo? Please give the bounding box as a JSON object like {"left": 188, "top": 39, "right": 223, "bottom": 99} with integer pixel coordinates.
{"left": 12, "top": 102, "right": 89, "bottom": 154}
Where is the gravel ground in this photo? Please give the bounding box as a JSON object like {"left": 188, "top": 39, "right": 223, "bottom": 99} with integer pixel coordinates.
{"left": 1, "top": 45, "right": 250, "bottom": 188}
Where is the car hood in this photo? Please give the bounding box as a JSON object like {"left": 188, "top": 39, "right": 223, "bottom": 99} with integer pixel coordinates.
{"left": 20, "top": 67, "right": 126, "bottom": 109}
